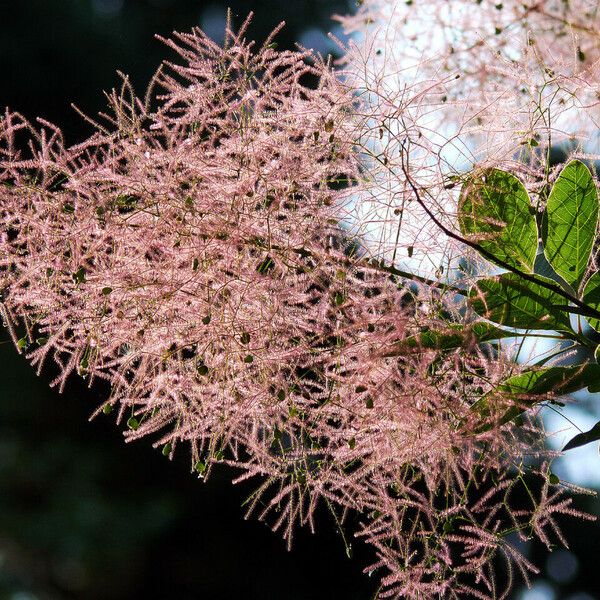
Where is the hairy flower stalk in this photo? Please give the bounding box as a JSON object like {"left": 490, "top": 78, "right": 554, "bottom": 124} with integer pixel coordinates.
{"left": 0, "top": 11, "right": 594, "bottom": 600}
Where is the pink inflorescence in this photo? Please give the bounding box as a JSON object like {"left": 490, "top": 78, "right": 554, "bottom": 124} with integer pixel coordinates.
{"left": 0, "top": 14, "right": 591, "bottom": 599}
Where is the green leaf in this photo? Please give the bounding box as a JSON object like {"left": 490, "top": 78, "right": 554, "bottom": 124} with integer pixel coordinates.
{"left": 544, "top": 160, "right": 598, "bottom": 290}
{"left": 459, "top": 169, "right": 538, "bottom": 271}
{"left": 72, "top": 266, "right": 86, "bottom": 285}
{"left": 472, "top": 363, "right": 600, "bottom": 426}
{"left": 469, "top": 273, "right": 572, "bottom": 331}
{"left": 582, "top": 271, "right": 600, "bottom": 332}
{"left": 127, "top": 416, "right": 140, "bottom": 430}
{"left": 499, "top": 364, "right": 600, "bottom": 396}
{"left": 334, "top": 291, "right": 346, "bottom": 306}
{"left": 196, "top": 362, "right": 209, "bottom": 376}
{"left": 382, "top": 321, "right": 515, "bottom": 356}
{"left": 563, "top": 421, "right": 600, "bottom": 451}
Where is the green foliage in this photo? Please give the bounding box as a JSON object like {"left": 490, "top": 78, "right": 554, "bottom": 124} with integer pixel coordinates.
{"left": 197, "top": 361, "right": 209, "bottom": 376}
{"left": 544, "top": 160, "right": 598, "bottom": 290}
{"left": 72, "top": 266, "right": 86, "bottom": 284}
{"left": 461, "top": 161, "right": 600, "bottom": 343}
{"left": 455, "top": 160, "right": 600, "bottom": 438}
{"left": 472, "top": 364, "right": 600, "bottom": 426}
{"left": 499, "top": 364, "right": 600, "bottom": 396}
{"left": 469, "top": 273, "right": 572, "bottom": 331}
{"left": 127, "top": 416, "right": 140, "bottom": 430}
{"left": 458, "top": 168, "right": 538, "bottom": 272}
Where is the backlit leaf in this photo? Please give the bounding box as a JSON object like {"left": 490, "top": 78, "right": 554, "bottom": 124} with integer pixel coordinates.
{"left": 544, "top": 160, "right": 598, "bottom": 291}
{"left": 459, "top": 169, "right": 538, "bottom": 271}
{"left": 472, "top": 363, "right": 600, "bottom": 427}
{"left": 469, "top": 273, "right": 572, "bottom": 331}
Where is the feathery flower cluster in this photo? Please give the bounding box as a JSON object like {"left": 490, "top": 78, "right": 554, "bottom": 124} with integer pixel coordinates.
{"left": 0, "top": 12, "right": 591, "bottom": 599}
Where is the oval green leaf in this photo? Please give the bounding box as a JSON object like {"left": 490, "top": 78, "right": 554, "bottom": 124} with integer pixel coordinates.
{"left": 544, "top": 160, "right": 598, "bottom": 291}
{"left": 469, "top": 273, "right": 573, "bottom": 331}
{"left": 472, "top": 363, "right": 600, "bottom": 427}
{"left": 459, "top": 169, "right": 538, "bottom": 272}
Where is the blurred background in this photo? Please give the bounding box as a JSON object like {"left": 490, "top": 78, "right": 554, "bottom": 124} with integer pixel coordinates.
{"left": 1, "top": 1, "right": 599, "bottom": 599}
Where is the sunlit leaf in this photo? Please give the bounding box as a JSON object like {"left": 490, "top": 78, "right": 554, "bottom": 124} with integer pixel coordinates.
{"left": 459, "top": 169, "right": 538, "bottom": 271}
{"left": 469, "top": 273, "right": 572, "bottom": 331}
{"left": 544, "top": 160, "right": 598, "bottom": 291}
{"left": 472, "top": 363, "right": 600, "bottom": 427}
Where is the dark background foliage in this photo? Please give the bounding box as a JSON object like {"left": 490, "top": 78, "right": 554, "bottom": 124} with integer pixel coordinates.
{"left": 0, "top": 2, "right": 598, "bottom": 599}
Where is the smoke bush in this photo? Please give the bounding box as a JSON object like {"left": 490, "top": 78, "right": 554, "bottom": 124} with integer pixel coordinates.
{"left": 338, "top": 0, "right": 600, "bottom": 275}
{"left": 0, "top": 7, "right": 597, "bottom": 599}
